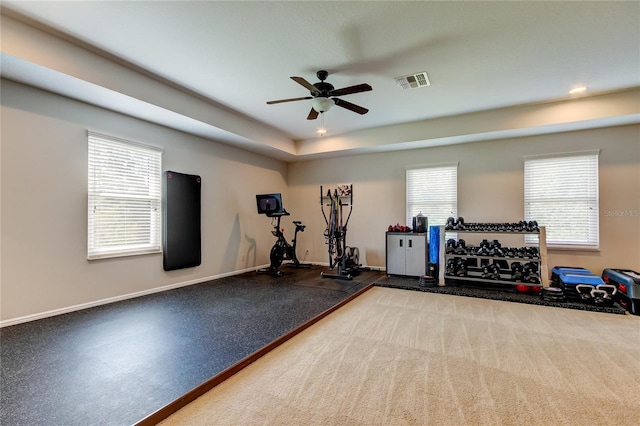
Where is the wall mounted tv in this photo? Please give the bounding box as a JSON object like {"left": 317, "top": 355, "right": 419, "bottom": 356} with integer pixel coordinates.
{"left": 256, "top": 193, "right": 284, "bottom": 216}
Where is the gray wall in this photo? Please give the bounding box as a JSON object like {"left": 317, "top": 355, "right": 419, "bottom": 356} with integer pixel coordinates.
{"left": 1, "top": 80, "right": 288, "bottom": 322}
{"left": 2, "top": 78, "right": 639, "bottom": 323}
{"left": 288, "top": 125, "right": 640, "bottom": 273}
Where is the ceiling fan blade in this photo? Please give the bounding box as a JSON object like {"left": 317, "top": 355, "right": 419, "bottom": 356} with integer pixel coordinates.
{"left": 291, "top": 77, "right": 318, "bottom": 93}
{"left": 333, "top": 98, "right": 369, "bottom": 115}
{"left": 266, "top": 96, "right": 312, "bottom": 105}
{"left": 307, "top": 108, "right": 319, "bottom": 120}
{"left": 329, "top": 83, "right": 372, "bottom": 97}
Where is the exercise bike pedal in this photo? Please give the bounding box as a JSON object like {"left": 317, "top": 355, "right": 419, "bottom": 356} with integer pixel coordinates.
{"left": 256, "top": 267, "right": 284, "bottom": 277}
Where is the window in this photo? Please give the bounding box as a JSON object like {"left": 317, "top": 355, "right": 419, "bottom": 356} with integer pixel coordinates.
{"left": 524, "top": 151, "right": 599, "bottom": 249}
{"left": 406, "top": 163, "right": 458, "bottom": 230}
{"left": 88, "top": 132, "right": 163, "bottom": 259}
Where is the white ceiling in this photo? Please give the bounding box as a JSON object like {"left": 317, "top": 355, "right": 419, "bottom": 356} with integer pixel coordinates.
{"left": 1, "top": 1, "right": 639, "bottom": 160}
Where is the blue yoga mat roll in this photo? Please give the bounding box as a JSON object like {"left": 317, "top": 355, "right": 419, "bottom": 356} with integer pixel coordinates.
{"left": 429, "top": 226, "right": 440, "bottom": 264}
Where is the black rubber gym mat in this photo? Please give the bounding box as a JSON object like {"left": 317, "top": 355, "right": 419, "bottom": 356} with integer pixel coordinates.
{"left": 375, "top": 275, "right": 627, "bottom": 315}
{"left": 0, "top": 266, "right": 384, "bottom": 426}
{"left": 292, "top": 267, "right": 382, "bottom": 291}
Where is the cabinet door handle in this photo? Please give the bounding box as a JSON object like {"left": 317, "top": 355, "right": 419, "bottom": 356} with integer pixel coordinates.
{"left": 409, "top": 239, "right": 413, "bottom": 248}
{"left": 399, "top": 239, "right": 403, "bottom": 248}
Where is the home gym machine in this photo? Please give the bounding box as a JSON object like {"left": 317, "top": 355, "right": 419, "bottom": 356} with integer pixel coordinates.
{"left": 320, "top": 184, "right": 361, "bottom": 280}
{"left": 256, "top": 193, "right": 310, "bottom": 277}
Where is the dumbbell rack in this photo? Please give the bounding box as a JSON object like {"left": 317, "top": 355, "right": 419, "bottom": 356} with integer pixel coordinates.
{"left": 437, "top": 225, "right": 548, "bottom": 288}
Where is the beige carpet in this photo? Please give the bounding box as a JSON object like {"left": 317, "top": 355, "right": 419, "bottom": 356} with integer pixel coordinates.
{"left": 159, "top": 287, "right": 640, "bottom": 425}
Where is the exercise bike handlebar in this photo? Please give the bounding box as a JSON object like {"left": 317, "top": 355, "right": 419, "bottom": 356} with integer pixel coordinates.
{"left": 319, "top": 185, "right": 353, "bottom": 229}
{"left": 266, "top": 209, "right": 290, "bottom": 218}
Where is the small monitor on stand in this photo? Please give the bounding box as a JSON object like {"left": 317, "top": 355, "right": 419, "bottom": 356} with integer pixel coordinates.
{"left": 256, "top": 193, "right": 284, "bottom": 216}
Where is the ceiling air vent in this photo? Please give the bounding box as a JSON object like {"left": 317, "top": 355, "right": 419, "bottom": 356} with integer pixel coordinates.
{"left": 395, "top": 71, "right": 430, "bottom": 90}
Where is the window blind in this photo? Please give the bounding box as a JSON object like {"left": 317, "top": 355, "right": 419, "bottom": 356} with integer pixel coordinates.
{"left": 406, "top": 164, "right": 457, "bottom": 230}
{"left": 524, "top": 152, "right": 599, "bottom": 248}
{"left": 88, "top": 132, "right": 163, "bottom": 259}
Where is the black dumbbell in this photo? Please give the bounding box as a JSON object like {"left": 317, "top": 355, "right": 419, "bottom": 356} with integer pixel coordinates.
{"left": 455, "top": 258, "right": 467, "bottom": 276}
{"left": 477, "top": 239, "right": 490, "bottom": 256}
{"left": 445, "top": 217, "right": 456, "bottom": 230}
{"left": 445, "top": 258, "right": 456, "bottom": 276}
{"left": 481, "top": 263, "right": 498, "bottom": 279}
{"left": 489, "top": 240, "right": 504, "bottom": 257}
{"left": 466, "top": 244, "right": 477, "bottom": 256}
{"left": 522, "top": 262, "right": 538, "bottom": 283}
{"left": 454, "top": 239, "right": 467, "bottom": 255}
{"left": 511, "top": 262, "right": 523, "bottom": 281}
{"left": 491, "top": 262, "right": 502, "bottom": 279}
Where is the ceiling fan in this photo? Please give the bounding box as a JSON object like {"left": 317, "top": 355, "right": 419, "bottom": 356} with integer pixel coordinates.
{"left": 266, "top": 70, "right": 372, "bottom": 120}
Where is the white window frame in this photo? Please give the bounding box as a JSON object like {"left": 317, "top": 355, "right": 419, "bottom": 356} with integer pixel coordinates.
{"left": 524, "top": 151, "right": 599, "bottom": 249}
{"left": 406, "top": 163, "right": 458, "bottom": 234}
{"left": 88, "top": 132, "right": 163, "bottom": 260}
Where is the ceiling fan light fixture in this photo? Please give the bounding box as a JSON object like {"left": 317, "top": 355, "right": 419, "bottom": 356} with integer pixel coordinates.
{"left": 311, "top": 97, "right": 334, "bottom": 113}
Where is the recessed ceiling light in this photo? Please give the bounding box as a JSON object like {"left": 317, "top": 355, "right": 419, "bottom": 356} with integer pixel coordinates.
{"left": 569, "top": 86, "right": 587, "bottom": 95}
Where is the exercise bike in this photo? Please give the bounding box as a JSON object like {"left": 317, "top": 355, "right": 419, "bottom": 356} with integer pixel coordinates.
{"left": 256, "top": 193, "right": 310, "bottom": 277}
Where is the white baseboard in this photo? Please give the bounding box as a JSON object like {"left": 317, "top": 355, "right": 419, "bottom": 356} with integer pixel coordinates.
{"left": 0, "top": 264, "right": 267, "bottom": 328}
{"left": 1, "top": 263, "right": 386, "bottom": 328}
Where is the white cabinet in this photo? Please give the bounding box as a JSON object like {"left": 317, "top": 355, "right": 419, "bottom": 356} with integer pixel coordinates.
{"left": 386, "top": 232, "right": 427, "bottom": 277}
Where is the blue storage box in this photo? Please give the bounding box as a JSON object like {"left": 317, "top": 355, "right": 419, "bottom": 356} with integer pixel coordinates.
{"left": 559, "top": 273, "right": 605, "bottom": 286}
{"left": 551, "top": 266, "right": 591, "bottom": 276}
{"left": 551, "top": 266, "right": 592, "bottom": 285}
{"left": 602, "top": 268, "right": 640, "bottom": 315}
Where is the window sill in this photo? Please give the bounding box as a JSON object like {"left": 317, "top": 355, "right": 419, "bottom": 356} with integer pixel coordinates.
{"left": 88, "top": 248, "right": 162, "bottom": 261}
{"left": 547, "top": 246, "right": 600, "bottom": 252}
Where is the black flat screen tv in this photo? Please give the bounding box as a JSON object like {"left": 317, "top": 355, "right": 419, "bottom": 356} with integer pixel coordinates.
{"left": 256, "top": 193, "right": 283, "bottom": 216}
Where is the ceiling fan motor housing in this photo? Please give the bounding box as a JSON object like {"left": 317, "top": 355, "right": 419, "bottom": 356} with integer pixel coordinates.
{"left": 312, "top": 82, "right": 334, "bottom": 97}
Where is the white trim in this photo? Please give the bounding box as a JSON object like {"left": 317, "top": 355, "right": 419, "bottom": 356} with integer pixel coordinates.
{"left": 87, "top": 130, "right": 164, "bottom": 153}
{"left": 87, "top": 248, "right": 162, "bottom": 261}
{"left": 405, "top": 161, "right": 459, "bottom": 171}
{"left": 547, "top": 246, "right": 601, "bottom": 252}
{"left": 0, "top": 265, "right": 266, "bottom": 328}
{"left": 523, "top": 149, "right": 600, "bottom": 161}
